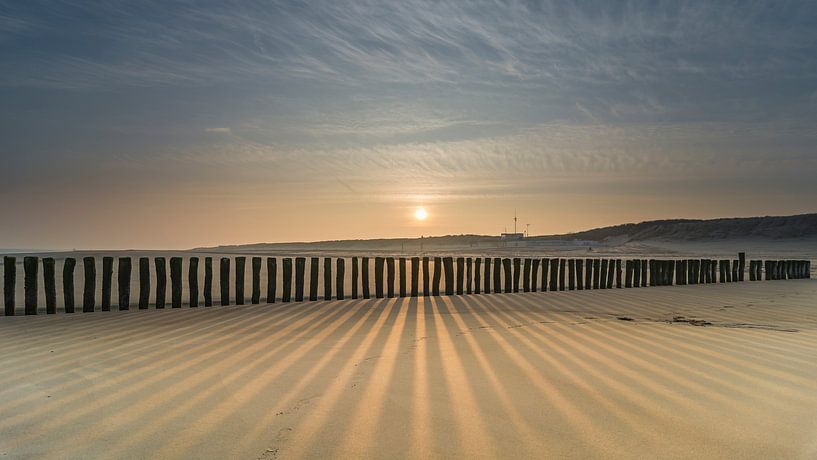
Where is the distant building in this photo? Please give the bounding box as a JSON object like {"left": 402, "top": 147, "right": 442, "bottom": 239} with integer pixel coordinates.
{"left": 500, "top": 232, "right": 524, "bottom": 241}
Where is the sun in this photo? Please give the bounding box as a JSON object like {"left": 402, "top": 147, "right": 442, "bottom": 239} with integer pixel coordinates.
{"left": 414, "top": 207, "right": 428, "bottom": 221}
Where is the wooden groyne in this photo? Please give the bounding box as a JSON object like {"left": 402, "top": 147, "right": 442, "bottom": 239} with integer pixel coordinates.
{"left": 0, "top": 254, "right": 811, "bottom": 315}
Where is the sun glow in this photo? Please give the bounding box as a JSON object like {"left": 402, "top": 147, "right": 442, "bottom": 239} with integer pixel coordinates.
{"left": 414, "top": 207, "right": 428, "bottom": 221}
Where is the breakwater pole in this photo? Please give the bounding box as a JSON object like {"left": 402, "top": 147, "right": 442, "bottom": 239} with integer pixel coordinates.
{"left": 2, "top": 252, "right": 810, "bottom": 315}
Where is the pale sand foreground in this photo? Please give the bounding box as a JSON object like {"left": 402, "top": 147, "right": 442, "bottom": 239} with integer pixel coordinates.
{"left": 1, "top": 282, "right": 816, "bottom": 459}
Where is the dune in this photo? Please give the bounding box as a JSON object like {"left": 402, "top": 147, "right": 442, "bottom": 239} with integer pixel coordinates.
{"left": 1, "top": 280, "right": 816, "bottom": 459}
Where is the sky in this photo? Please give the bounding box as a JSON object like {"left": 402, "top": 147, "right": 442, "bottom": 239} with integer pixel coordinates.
{"left": 1, "top": 0, "right": 816, "bottom": 249}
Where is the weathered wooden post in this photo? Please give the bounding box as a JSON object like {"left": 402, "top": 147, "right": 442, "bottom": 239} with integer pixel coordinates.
{"left": 701, "top": 259, "right": 709, "bottom": 283}
{"left": 730, "top": 260, "right": 738, "bottom": 282}
{"left": 483, "top": 257, "right": 491, "bottom": 294}
{"left": 567, "top": 259, "right": 575, "bottom": 291}
{"left": 503, "top": 258, "right": 513, "bottom": 294}
{"left": 466, "top": 257, "right": 473, "bottom": 295}
{"left": 386, "top": 257, "right": 395, "bottom": 298}
{"left": 282, "top": 258, "right": 292, "bottom": 302}
{"left": 550, "top": 258, "right": 559, "bottom": 291}
{"left": 138, "top": 257, "right": 150, "bottom": 309}
{"left": 575, "top": 259, "right": 583, "bottom": 290}
{"left": 558, "top": 259, "right": 566, "bottom": 291}
{"left": 155, "top": 257, "right": 168, "bottom": 308}
{"left": 375, "top": 257, "right": 385, "bottom": 298}
{"left": 219, "top": 257, "right": 229, "bottom": 306}
{"left": 189, "top": 257, "right": 199, "bottom": 307}
{"left": 309, "top": 257, "right": 320, "bottom": 301}
{"left": 351, "top": 257, "right": 359, "bottom": 299}
{"left": 647, "top": 260, "right": 656, "bottom": 287}
{"left": 235, "top": 257, "right": 246, "bottom": 305}
{"left": 444, "top": 257, "right": 455, "bottom": 295}
{"left": 669, "top": 260, "right": 676, "bottom": 286}
{"left": 606, "top": 259, "right": 615, "bottom": 288}
{"left": 615, "top": 259, "right": 622, "bottom": 288}
{"left": 325, "top": 257, "right": 333, "bottom": 301}
{"left": 541, "top": 258, "right": 550, "bottom": 291}
{"left": 399, "top": 257, "right": 407, "bottom": 297}
{"left": 632, "top": 260, "right": 640, "bottom": 288}
{"left": 625, "top": 260, "right": 633, "bottom": 288}
{"left": 3, "top": 256, "right": 15, "bottom": 316}
{"left": 82, "top": 257, "right": 96, "bottom": 312}
{"left": 24, "top": 256, "right": 38, "bottom": 315}
{"left": 599, "top": 259, "right": 608, "bottom": 289}
{"left": 170, "top": 257, "right": 182, "bottom": 308}
{"left": 118, "top": 257, "right": 131, "bottom": 310}
{"left": 63, "top": 257, "right": 76, "bottom": 313}
{"left": 592, "top": 259, "right": 600, "bottom": 289}
{"left": 493, "top": 257, "right": 502, "bottom": 294}
{"left": 474, "top": 258, "right": 482, "bottom": 294}
{"left": 266, "top": 258, "right": 276, "bottom": 303}
{"left": 294, "top": 257, "right": 305, "bottom": 301}
{"left": 43, "top": 257, "right": 56, "bottom": 314}
{"left": 422, "top": 256, "right": 430, "bottom": 296}
{"left": 251, "top": 257, "right": 261, "bottom": 304}
{"left": 676, "top": 260, "right": 685, "bottom": 285}
{"left": 456, "top": 257, "right": 464, "bottom": 295}
{"left": 523, "top": 258, "right": 531, "bottom": 292}
{"left": 512, "top": 258, "right": 521, "bottom": 293}
{"left": 362, "top": 257, "right": 370, "bottom": 299}
{"left": 806, "top": 260, "right": 811, "bottom": 279}
{"left": 336, "top": 258, "right": 345, "bottom": 300}
{"left": 748, "top": 260, "right": 756, "bottom": 281}
{"left": 584, "top": 258, "right": 592, "bottom": 290}
{"left": 711, "top": 259, "right": 718, "bottom": 283}
{"left": 720, "top": 260, "right": 728, "bottom": 283}
{"left": 102, "top": 256, "right": 113, "bottom": 311}
{"left": 205, "top": 257, "right": 214, "bottom": 306}
{"left": 738, "top": 252, "right": 746, "bottom": 281}
{"left": 531, "top": 258, "right": 540, "bottom": 292}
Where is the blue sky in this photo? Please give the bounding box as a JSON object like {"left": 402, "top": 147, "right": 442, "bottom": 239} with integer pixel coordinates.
{"left": 1, "top": 1, "right": 816, "bottom": 248}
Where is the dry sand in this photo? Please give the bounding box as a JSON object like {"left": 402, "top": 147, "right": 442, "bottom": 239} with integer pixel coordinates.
{"left": 1, "top": 281, "right": 816, "bottom": 459}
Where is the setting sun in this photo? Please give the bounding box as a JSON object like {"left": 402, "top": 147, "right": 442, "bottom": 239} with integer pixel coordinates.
{"left": 414, "top": 207, "right": 428, "bottom": 221}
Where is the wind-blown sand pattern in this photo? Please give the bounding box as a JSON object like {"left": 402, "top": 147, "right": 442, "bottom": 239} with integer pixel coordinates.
{"left": 1, "top": 281, "right": 816, "bottom": 459}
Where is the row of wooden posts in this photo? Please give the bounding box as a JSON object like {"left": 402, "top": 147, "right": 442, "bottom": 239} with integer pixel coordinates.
{"left": 1, "top": 253, "right": 811, "bottom": 315}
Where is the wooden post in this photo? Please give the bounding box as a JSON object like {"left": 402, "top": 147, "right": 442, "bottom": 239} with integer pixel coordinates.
{"left": 503, "top": 258, "right": 513, "bottom": 294}
{"left": 592, "top": 259, "right": 600, "bottom": 289}
{"left": 483, "top": 257, "right": 491, "bottom": 294}
{"left": 170, "top": 257, "right": 182, "bottom": 308}
{"left": 541, "top": 258, "right": 550, "bottom": 292}
{"left": 567, "top": 259, "right": 575, "bottom": 291}
{"left": 43, "top": 257, "right": 56, "bottom": 314}
{"left": 351, "top": 257, "right": 359, "bottom": 299}
{"left": 510, "top": 258, "right": 520, "bottom": 293}
{"left": 189, "top": 257, "right": 199, "bottom": 307}
{"left": 720, "top": 260, "right": 728, "bottom": 283}
{"left": 309, "top": 257, "right": 320, "bottom": 301}
{"left": 422, "top": 256, "right": 430, "bottom": 297}
{"left": 336, "top": 258, "right": 345, "bottom": 300}
{"left": 63, "top": 258, "right": 76, "bottom": 313}
{"left": 82, "top": 257, "right": 96, "bottom": 312}
{"left": 523, "top": 258, "right": 531, "bottom": 292}
{"left": 546, "top": 258, "right": 556, "bottom": 291}
{"left": 584, "top": 258, "right": 592, "bottom": 290}
{"left": 386, "top": 257, "right": 395, "bottom": 298}
{"left": 444, "top": 257, "right": 454, "bottom": 296}
{"left": 531, "top": 259, "right": 540, "bottom": 292}
{"left": 266, "top": 258, "right": 276, "bottom": 303}
{"left": 493, "top": 257, "right": 502, "bottom": 294}
{"left": 410, "top": 257, "right": 419, "bottom": 297}
{"left": 647, "top": 260, "right": 655, "bottom": 287}
{"left": 138, "top": 257, "right": 150, "bottom": 309}
{"left": 3, "top": 256, "right": 14, "bottom": 316}
{"left": 558, "top": 259, "right": 566, "bottom": 291}
{"left": 375, "top": 257, "right": 385, "bottom": 298}
{"left": 748, "top": 260, "right": 755, "bottom": 281}
{"left": 399, "top": 257, "right": 407, "bottom": 297}
{"left": 24, "top": 256, "right": 38, "bottom": 315}
{"left": 605, "top": 259, "right": 614, "bottom": 288}
{"left": 219, "top": 257, "right": 229, "bottom": 306}
{"left": 632, "top": 260, "right": 640, "bottom": 288}
{"left": 575, "top": 259, "right": 583, "bottom": 290}
{"left": 466, "top": 257, "right": 473, "bottom": 295}
{"left": 615, "top": 259, "right": 622, "bottom": 288}
{"left": 702, "top": 259, "right": 709, "bottom": 283}
{"left": 431, "top": 257, "right": 441, "bottom": 296}
{"left": 204, "top": 257, "right": 214, "bottom": 306}
{"left": 295, "top": 257, "right": 305, "bottom": 301}
{"left": 118, "top": 257, "right": 131, "bottom": 310}
{"left": 730, "top": 260, "right": 737, "bottom": 282}
{"left": 600, "top": 259, "right": 609, "bottom": 289}
{"left": 325, "top": 257, "right": 333, "bottom": 301}
{"left": 474, "top": 258, "right": 482, "bottom": 294}
{"left": 282, "top": 258, "right": 292, "bottom": 302}
{"left": 625, "top": 260, "right": 633, "bottom": 288}
{"left": 456, "top": 257, "right": 464, "bottom": 295}
{"left": 668, "top": 260, "right": 675, "bottom": 286}
{"left": 101, "top": 256, "right": 113, "bottom": 311}
{"left": 362, "top": 257, "right": 370, "bottom": 299}
{"left": 738, "top": 252, "right": 746, "bottom": 281}
{"left": 235, "top": 256, "right": 246, "bottom": 305}
{"left": 251, "top": 257, "right": 261, "bottom": 304}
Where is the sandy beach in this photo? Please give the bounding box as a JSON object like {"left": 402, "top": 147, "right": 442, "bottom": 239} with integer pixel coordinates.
{"left": 1, "top": 280, "right": 815, "bottom": 459}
